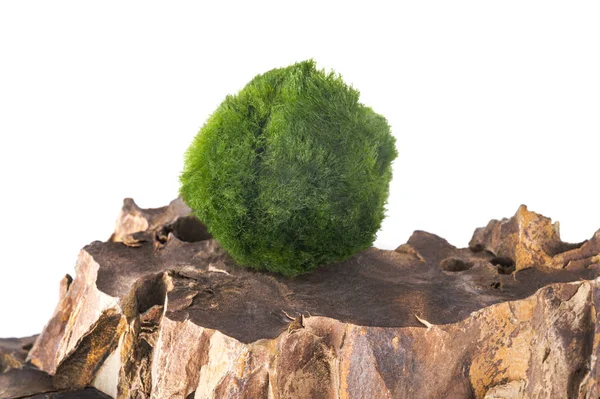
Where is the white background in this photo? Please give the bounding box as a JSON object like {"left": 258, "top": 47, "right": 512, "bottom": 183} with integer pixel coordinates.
{"left": 0, "top": 1, "right": 598, "bottom": 338}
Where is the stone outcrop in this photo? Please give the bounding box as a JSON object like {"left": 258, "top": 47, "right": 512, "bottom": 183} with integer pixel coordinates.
{"left": 2, "top": 199, "right": 599, "bottom": 398}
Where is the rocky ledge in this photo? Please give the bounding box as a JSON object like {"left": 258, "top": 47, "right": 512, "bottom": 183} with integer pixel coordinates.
{"left": 2, "top": 199, "right": 599, "bottom": 398}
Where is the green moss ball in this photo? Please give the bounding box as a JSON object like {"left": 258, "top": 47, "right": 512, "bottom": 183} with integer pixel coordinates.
{"left": 180, "top": 60, "right": 397, "bottom": 277}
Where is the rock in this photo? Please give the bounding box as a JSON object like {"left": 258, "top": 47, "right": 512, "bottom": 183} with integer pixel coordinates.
{"left": 0, "top": 337, "right": 112, "bottom": 399}
{"left": 108, "top": 197, "right": 193, "bottom": 244}
{"left": 0, "top": 335, "right": 36, "bottom": 373}
{"left": 22, "top": 389, "right": 113, "bottom": 399}
{"left": 9, "top": 200, "right": 600, "bottom": 398}
{"left": 468, "top": 204, "right": 598, "bottom": 274}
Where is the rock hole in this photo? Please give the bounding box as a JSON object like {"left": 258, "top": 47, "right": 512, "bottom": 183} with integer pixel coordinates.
{"left": 158, "top": 216, "right": 212, "bottom": 243}
{"left": 489, "top": 281, "right": 501, "bottom": 290}
{"left": 470, "top": 243, "right": 484, "bottom": 253}
{"left": 490, "top": 257, "right": 515, "bottom": 275}
{"left": 21, "top": 342, "right": 34, "bottom": 351}
{"left": 440, "top": 257, "right": 474, "bottom": 272}
{"left": 490, "top": 257, "right": 514, "bottom": 267}
{"left": 120, "top": 273, "right": 169, "bottom": 319}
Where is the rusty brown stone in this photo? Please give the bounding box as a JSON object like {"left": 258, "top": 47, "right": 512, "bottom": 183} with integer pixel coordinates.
{"left": 10, "top": 200, "right": 600, "bottom": 398}
{"left": 52, "top": 308, "right": 127, "bottom": 390}
{"left": 468, "top": 204, "right": 598, "bottom": 275}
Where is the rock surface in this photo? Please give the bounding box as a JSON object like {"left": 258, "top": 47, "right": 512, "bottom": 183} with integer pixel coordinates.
{"left": 3, "top": 199, "right": 600, "bottom": 398}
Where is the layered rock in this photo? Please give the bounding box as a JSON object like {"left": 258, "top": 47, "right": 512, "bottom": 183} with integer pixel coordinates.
{"left": 4, "top": 199, "right": 600, "bottom": 398}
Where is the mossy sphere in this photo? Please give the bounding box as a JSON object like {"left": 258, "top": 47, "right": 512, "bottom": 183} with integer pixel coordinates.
{"left": 180, "top": 60, "right": 397, "bottom": 277}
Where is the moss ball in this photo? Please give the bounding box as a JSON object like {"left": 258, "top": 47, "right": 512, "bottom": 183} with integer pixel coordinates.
{"left": 180, "top": 60, "right": 397, "bottom": 277}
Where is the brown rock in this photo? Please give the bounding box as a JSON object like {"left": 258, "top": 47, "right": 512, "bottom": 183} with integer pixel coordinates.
{"left": 19, "top": 201, "right": 600, "bottom": 398}
{"left": 0, "top": 368, "right": 56, "bottom": 399}
{"left": 27, "top": 251, "right": 122, "bottom": 375}
{"left": 108, "top": 197, "right": 193, "bottom": 244}
{"left": 53, "top": 308, "right": 127, "bottom": 390}
{"left": 23, "top": 389, "right": 114, "bottom": 399}
{"left": 0, "top": 337, "right": 113, "bottom": 399}
{"left": 0, "top": 335, "right": 36, "bottom": 373}
{"left": 469, "top": 204, "right": 597, "bottom": 274}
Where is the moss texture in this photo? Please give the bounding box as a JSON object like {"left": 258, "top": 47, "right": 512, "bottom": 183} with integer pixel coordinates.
{"left": 180, "top": 60, "right": 397, "bottom": 276}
